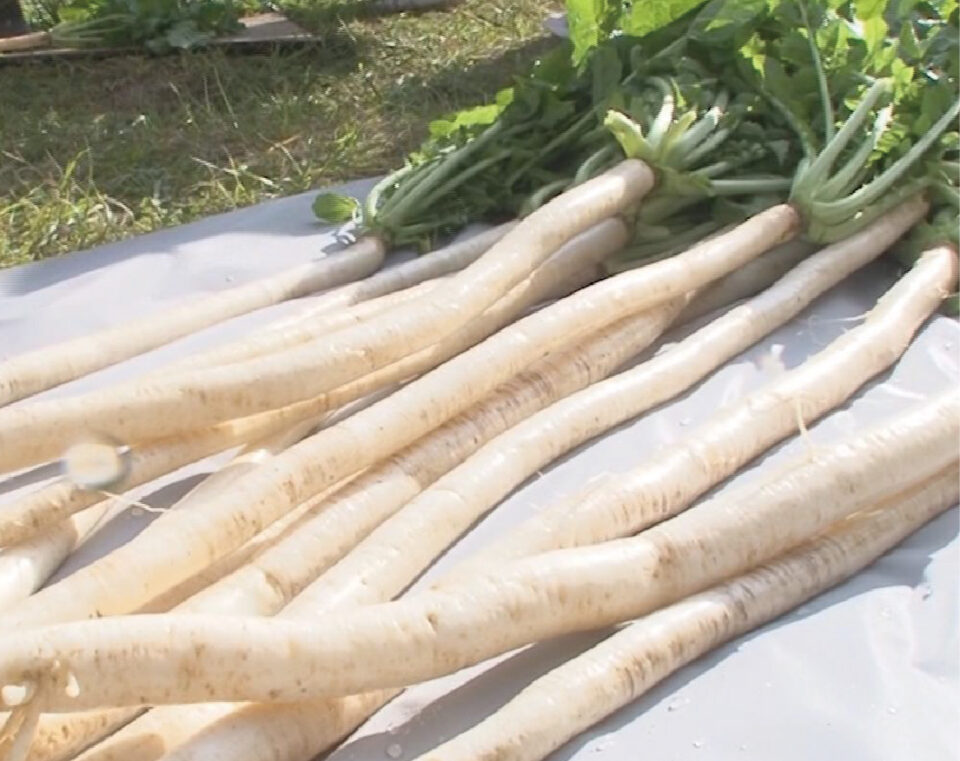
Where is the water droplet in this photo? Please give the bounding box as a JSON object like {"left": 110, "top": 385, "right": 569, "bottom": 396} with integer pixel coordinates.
{"left": 739, "top": 744, "right": 748, "bottom": 752}
{"left": 918, "top": 583, "right": 932, "bottom": 600}
{"left": 593, "top": 738, "right": 615, "bottom": 751}
{"left": 887, "top": 706, "right": 898, "bottom": 715}
{"left": 386, "top": 743, "right": 403, "bottom": 759}
{"left": 679, "top": 417, "right": 693, "bottom": 427}
{"left": 880, "top": 607, "right": 892, "bottom": 619}
{"left": 62, "top": 439, "right": 130, "bottom": 489}
{"left": 666, "top": 697, "right": 688, "bottom": 712}
{"left": 692, "top": 740, "right": 704, "bottom": 749}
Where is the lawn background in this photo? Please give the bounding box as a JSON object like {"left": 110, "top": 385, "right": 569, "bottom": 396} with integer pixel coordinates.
{"left": 0, "top": 0, "right": 558, "bottom": 268}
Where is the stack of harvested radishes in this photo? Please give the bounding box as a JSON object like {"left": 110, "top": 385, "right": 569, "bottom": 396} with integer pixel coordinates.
{"left": 0, "top": 1, "right": 957, "bottom": 759}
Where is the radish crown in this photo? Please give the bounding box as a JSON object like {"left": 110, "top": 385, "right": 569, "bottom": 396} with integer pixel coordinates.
{"left": 313, "top": 0, "right": 958, "bottom": 265}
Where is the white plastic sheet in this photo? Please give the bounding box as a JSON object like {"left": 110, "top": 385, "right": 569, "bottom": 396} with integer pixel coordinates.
{"left": 0, "top": 184, "right": 956, "bottom": 760}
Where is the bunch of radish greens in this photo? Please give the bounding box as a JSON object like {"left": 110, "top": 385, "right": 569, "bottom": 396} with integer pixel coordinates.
{"left": 0, "top": 0, "right": 242, "bottom": 53}
{"left": 317, "top": 0, "right": 958, "bottom": 266}
{"left": 0, "top": 0, "right": 956, "bottom": 760}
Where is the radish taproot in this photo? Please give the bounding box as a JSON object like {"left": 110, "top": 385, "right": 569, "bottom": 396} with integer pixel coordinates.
{"left": 0, "top": 218, "right": 630, "bottom": 629}
{"left": 61, "top": 295, "right": 684, "bottom": 761}
{"left": 0, "top": 391, "right": 954, "bottom": 713}
{"left": 0, "top": 163, "right": 654, "bottom": 472}
{"left": 162, "top": 222, "right": 513, "bottom": 374}
{"left": 0, "top": 238, "right": 385, "bottom": 407}
{"left": 412, "top": 469, "right": 960, "bottom": 761}
{"left": 450, "top": 242, "right": 958, "bottom": 575}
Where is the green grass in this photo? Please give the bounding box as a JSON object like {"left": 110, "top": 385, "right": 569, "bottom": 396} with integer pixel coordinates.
{"left": 0, "top": 0, "right": 560, "bottom": 268}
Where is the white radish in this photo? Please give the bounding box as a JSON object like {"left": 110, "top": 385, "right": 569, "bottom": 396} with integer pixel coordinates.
{"left": 329, "top": 199, "right": 932, "bottom": 601}
{"left": 13, "top": 427, "right": 355, "bottom": 761}
{"left": 65, "top": 296, "right": 682, "bottom": 761}
{"left": 676, "top": 237, "right": 815, "bottom": 323}
{"left": 130, "top": 228, "right": 831, "bottom": 761}
{"left": 250, "top": 223, "right": 513, "bottom": 334}
{"left": 0, "top": 505, "right": 110, "bottom": 612}
{"left": 0, "top": 391, "right": 953, "bottom": 712}
{"left": 158, "top": 278, "right": 441, "bottom": 375}
{"left": 13, "top": 256, "right": 796, "bottom": 761}
{"left": 450, "top": 241, "right": 957, "bottom": 575}
{"left": 185, "top": 305, "right": 679, "bottom": 617}
{"left": 0, "top": 219, "right": 629, "bottom": 631}
{"left": 0, "top": 394, "right": 333, "bottom": 546}
{"left": 161, "top": 223, "right": 513, "bottom": 374}
{"left": 0, "top": 238, "right": 386, "bottom": 407}
{"left": 0, "top": 162, "right": 656, "bottom": 471}
{"left": 1, "top": 204, "right": 795, "bottom": 632}
{"left": 412, "top": 469, "right": 960, "bottom": 761}
{"left": 130, "top": 213, "right": 941, "bottom": 761}
{"left": 153, "top": 322, "right": 944, "bottom": 761}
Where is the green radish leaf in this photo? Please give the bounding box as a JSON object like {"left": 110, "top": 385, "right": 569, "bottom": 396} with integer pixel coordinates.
{"left": 591, "top": 45, "right": 623, "bottom": 105}
{"left": 688, "top": 0, "right": 767, "bottom": 45}
{"left": 604, "top": 110, "right": 651, "bottom": 160}
{"left": 540, "top": 94, "right": 577, "bottom": 127}
{"left": 428, "top": 103, "right": 503, "bottom": 139}
{"left": 898, "top": 22, "right": 922, "bottom": 59}
{"left": 312, "top": 194, "right": 360, "bottom": 224}
{"left": 565, "top": 0, "right": 619, "bottom": 65}
{"left": 855, "top": 0, "right": 886, "bottom": 18}
{"left": 164, "top": 20, "right": 209, "bottom": 50}
{"left": 620, "top": 0, "right": 706, "bottom": 38}
{"left": 861, "top": 15, "right": 889, "bottom": 58}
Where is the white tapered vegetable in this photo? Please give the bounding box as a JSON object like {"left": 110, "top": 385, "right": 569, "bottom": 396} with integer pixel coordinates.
{"left": 0, "top": 392, "right": 332, "bottom": 546}
{"left": 163, "top": 223, "right": 512, "bottom": 374}
{"left": 0, "top": 219, "right": 629, "bottom": 631}
{"left": 0, "top": 505, "right": 109, "bottom": 612}
{"left": 10, "top": 419, "right": 344, "bottom": 761}
{"left": 254, "top": 223, "right": 513, "bottom": 333}
{"left": 4, "top": 202, "right": 797, "bottom": 759}
{"left": 413, "top": 469, "right": 960, "bottom": 761}
{"left": 0, "top": 391, "right": 953, "bottom": 712}
{"left": 0, "top": 162, "right": 656, "bottom": 472}
{"left": 0, "top": 237, "right": 386, "bottom": 407}
{"left": 135, "top": 209, "right": 840, "bottom": 761}
{"left": 676, "top": 237, "right": 816, "bottom": 323}
{"left": 67, "top": 296, "right": 682, "bottom": 761}
{"left": 451, "top": 240, "right": 957, "bottom": 574}
{"left": 159, "top": 278, "right": 441, "bottom": 375}
{"left": 332, "top": 198, "right": 930, "bottom": 599}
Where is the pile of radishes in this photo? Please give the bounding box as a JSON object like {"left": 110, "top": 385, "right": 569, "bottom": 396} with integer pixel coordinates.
{"left": 0, "top": 0, "right": 957, "bottom": 759}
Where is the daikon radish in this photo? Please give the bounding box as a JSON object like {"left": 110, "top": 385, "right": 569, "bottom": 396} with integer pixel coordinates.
{"left": 0, "top": 392, "right": 952, "bottom": 713}
{"left": 0, "top": 238, "right": 386, "bottom": 407}
{"left": 0, "top": 219, "right": 629, "bottom": 630}
{"left": 0, "top": 395, "right": 330, "bottom": 546}
{"left": 0, "top": 505, "right": 109, "bottom": 612}
{"left": 162, "top": 223, "right": 513, "bottom": 375}
{"left": 412, "top": 470, "right": 959, "bottom": 761}
{"left": 0, "top": 162, "right": 655, "bottom": 471}
{"left": 65, "top": 296, "right": 683, "bottom": 761}
{"left": 450, "top": 242, "right": 957, "bottom": 575}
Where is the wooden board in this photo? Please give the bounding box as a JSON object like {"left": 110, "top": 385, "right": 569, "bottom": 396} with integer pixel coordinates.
{"left": 0, "top": 12, "right": 322, "bottom": 62}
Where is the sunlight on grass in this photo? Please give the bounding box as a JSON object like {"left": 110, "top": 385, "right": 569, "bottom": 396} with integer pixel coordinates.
{"left": 0, "top": 0, "right": 560, "bottom": 267}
